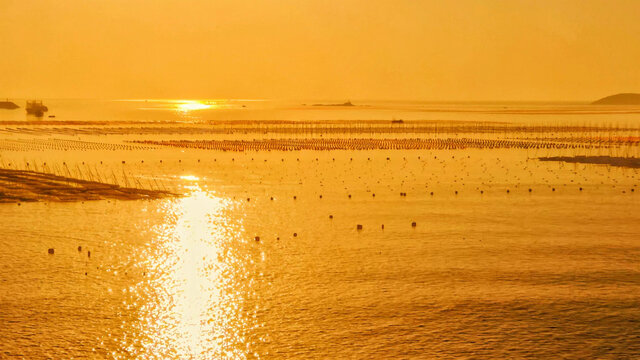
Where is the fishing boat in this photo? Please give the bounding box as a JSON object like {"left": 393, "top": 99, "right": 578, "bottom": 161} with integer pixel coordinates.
{"left": 26, "top": 100, "right": 48, "bottom": 117}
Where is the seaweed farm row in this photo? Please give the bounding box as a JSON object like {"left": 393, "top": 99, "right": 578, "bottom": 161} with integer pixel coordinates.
{"left": 1, "top": 122, "right": 639, "bottom": 137}
{"left": 0, "top": 139, "right": 156, "bottom": 152}
{"left": 132, "top": 138, "right": 613, "bottom": 151}
{"left": 0, "top": 136, "right": 637, "bottom": 153}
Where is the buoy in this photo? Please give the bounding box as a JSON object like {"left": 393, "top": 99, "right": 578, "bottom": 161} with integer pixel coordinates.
{"left": 48, "top": 248, "right": 54, "bottom": 255}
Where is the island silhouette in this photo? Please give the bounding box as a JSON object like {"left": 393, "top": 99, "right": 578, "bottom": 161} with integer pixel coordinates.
{"left": 312, "top": 100, "right": 355, "bottom": 107}
{"left": 0, "top": 100, "right": 19, "bottom": 109}
{"left": 592, "top": 93, "right": 640, "bottom": 105}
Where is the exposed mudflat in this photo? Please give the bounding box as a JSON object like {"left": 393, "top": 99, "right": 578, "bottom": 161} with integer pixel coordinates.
{"left": 0, "top": 168, "right": 174, "bottom": 203}
{"left": 538, "top": 156, "right": 640, "bottom": 168}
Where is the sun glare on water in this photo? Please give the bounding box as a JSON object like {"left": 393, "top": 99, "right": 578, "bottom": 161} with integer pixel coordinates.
{"left": 176, "top": 101, "right": 213, "bottom": 112}
{"left": 180, "top": 175, "right": 200, "bottom": 182}
{"left": 116, "top": 189, "right": 261, "bottom": 359}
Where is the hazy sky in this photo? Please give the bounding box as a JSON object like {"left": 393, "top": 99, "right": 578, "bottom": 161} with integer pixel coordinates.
{"left": 1, "top": 0, "right": 639, "bottom": 101}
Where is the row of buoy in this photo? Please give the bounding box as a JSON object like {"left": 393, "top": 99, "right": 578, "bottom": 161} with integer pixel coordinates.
{"left": 252, "top": 219, "right": 422, "bottom": 241}
{"left": 47, "top": 246, "right": 91, "bottom": 257}
{"left": 237, "top": 186, "right": 628, "bottom": 203}
{"left": 32, "top": 153, "right": 636, "bottom": 166}
{"left": 253, "top": 220, "right": 418, "bottom": 238}
{"left": 255, "top": 233, "right": 297, "bottom": 241}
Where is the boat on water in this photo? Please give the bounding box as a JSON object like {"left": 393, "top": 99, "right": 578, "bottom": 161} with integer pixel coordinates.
{"left": 26, "top": 100, "right": 48, "bottom": 117}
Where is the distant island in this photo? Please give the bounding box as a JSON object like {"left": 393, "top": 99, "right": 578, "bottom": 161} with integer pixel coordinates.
{"left": 0, "top": 100, "right": 19, "bottom": 109}
{"left": 312, "top": 100, "right": 355, "bottom": 107}
{"left": 592, "top": 93, "right": 640, "bottom": 105}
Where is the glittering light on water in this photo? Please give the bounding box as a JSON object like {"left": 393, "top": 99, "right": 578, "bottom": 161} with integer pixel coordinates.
{"left": 117, "top": 188, "right": 260, "bottom": 359}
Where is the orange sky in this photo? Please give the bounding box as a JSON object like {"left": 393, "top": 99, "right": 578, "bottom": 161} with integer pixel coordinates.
{"left": 1, "top": 0, "right": 639, "bottom": 101}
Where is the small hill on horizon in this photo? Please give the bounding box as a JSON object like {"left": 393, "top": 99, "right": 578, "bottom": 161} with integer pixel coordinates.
{"left": 0, "top": 100, "right": 19, "bottom": 109}
{"left": 592, "top": 93, "right": 640, "bottom": 105}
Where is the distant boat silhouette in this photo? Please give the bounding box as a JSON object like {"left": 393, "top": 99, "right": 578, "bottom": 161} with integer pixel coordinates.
{"left": 26, "top": 100, "right": 48, "bottom": 117}
{"left": 312, "top": 100, "right": 355, "bottom": 107}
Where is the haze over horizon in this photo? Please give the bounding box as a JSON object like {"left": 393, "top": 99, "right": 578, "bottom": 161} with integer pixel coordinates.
{"left": 1, "top": 0, "right": 639, "bottom": 102}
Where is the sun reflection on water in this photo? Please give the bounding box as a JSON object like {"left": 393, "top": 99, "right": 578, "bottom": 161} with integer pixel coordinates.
{"left": 180, "top": 175, "right": 201, "bottom": 182}
{"left": 118, "top": 187, "right": 261, "bottom": 359}
{"left": 176, "top": 100, "right": 214, "bottom": 112}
